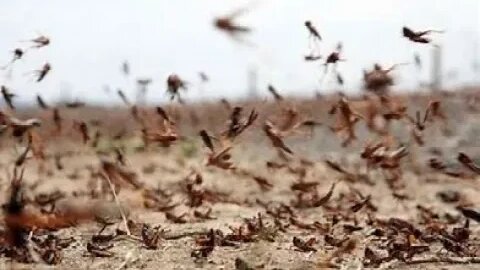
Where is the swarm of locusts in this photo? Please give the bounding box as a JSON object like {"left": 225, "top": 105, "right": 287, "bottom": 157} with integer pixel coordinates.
{"left": 2, "top": 6, "right": 480, "bottom": 270}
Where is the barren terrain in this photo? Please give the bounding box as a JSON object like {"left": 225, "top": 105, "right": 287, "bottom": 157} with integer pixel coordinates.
{"left": 2, "top": 91, "right": 480, "bottom": 269}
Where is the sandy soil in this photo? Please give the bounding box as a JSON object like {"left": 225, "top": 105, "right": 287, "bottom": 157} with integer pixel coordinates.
{"left": 1, "top": 93, "right": 480, "bottom": 269}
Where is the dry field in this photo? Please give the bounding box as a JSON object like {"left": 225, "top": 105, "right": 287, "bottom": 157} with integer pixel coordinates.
{"left": 2, "top": 89, "right": 480, "bottom": 269}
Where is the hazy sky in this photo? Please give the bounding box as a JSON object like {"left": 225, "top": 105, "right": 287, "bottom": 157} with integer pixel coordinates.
{"left": 0, "top": 0, "right": 479, "bottom": 104}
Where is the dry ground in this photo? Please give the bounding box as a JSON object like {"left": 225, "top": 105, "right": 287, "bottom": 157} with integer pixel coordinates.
{"left": 2, "top": 90, "right": 480, "bottom": 269}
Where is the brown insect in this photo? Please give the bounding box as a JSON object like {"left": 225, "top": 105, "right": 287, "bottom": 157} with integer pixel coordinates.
{"left": 1, "top": 85, "right": 16, "bottom": 110}
{"left": 141, "top": 112, "right": 178, "bottom": 147}
{"left": 2, "top": 48, "right": 24, "bottom": 69}
{"left": 324, "top": 42, "right": 345, "bottom": 73}
{"left": 192, "top": 229, "right": 216, "bottom": 258}
{"left": 35, "top": 62, "right": 51, "bottom": 82}
{"left": 363, "top": 64, "right": 398, "bottom": 93}
{"left": 156, "top": 106, "right": 174, "bottom": 125}
{"left": 113, "top": 148, "right": 125, "bottom": 166}
{"left": 86, "top": 241, "right": 113, "bottom": 257}
{"left": 222, "top": 107, "right": 258, "bottom": 141}
{"left": 235, "top": 257, "right": 253, "bottom": 270}
{"left": 336, "top": 73, "right": 344, "bottom": 86}
{"left": 220, "top": 98, "right": 232, "bottom": 111}
{"left": 267, "top": 84, "right": 284, "bottom": 101}
{"left": 457, "top": 152, "right": 480, "bottom": 174}
{"left": 304, "top": 54, "right": 322, "bottom": 61}
{"left": 52, "top": 108, "right": 62, "bottom": 133}
{"left": 199, "top": 129, "right": 235, "bottom": 170}
{"left": 251, "top": 175, "right": 274, "bottom": 191}
{"left": 141, "top": 224, "right": 163, "bottom": 249}
{"left": 458, "top": 207, "right": 480, "bottom": 223}
{"left": 312, "top": 182, "right": 336, "bottom": 207}
{"left": 28, "top": 130, "right": 46, "bottom": 161}
{"left": 0, "top": 111, "right": 41, "bottom": 138}
{"left": 377, "top": 145, "right": 408, "bottom": 169}
{"left": 36, "top": 94, "right": 49, "bottom": 109}
{"left": 100, "top": 156, "right": 142, "bottom": 189}
{"left": 263, "top": 121, "right": 294, "bottom": 155}
{"left": 214, "top": 6, "right": 251, "bottom": 38}
{"left": 426, "top": 100, "right": 446, "bottom": 121}
{"left": 73, "top": 121, "right": 90, "bottom": 144}
{"left": 54, "top": 153, "right": 64, "bottom": 170}
{"left": 350, "top": 195, "right": 372, "bottom": 213}
{"left": 32, "top": 234, "right": 73, "bottom": 265}
{"left": 64, "top": 100, "right": 86, "bottom": 108}
{"left": 15, "top": 142, "right": 31, "bottom": 167}
{"left": 166, "top": 74, "right": 187, "bottom": 102}
{"left": 402, "top": 26, "right": 443, "bottom": 44}
{"left": 293, "top": 236, "right": 317, "bottom": 252}
{"left": 116, "top": 89, "right": 131, "bottom": 105}
{"left": 304, "top": 21, "right": 322, "bottom": 41}
{"left": 363, "top": 246, "right": 387, "bottom": 267}
{"left": 27, "top": 35, "right": 50, "bottom": 49}
{"left": 329, "top": 97, "right": 363, "bottom": 146}
{"left": 291, "top": 181, "right": 319, "bottom": 193}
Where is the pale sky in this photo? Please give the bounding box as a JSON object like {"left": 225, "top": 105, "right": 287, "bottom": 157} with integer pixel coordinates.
{"left": 0, "top": 0, "right": 479, "bottom": 104}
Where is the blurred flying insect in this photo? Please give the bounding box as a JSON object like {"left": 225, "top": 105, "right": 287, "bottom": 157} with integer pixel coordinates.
{"left": 336, "top": 73, "right": 344, "bottom": 86}
{"left": 73, "top": 121, "right": 90, "bottom": 144}
{"left": 2, "top": 49, "right": 24, "bottom": 70}
{"left": 199, "top": 129, "right": 235, "bottom": 170}
{"left": 304, "top": 54, "right": 322, "bottom": 62}
{"left": 1, "top": 86, "right": 16, "bottom": 110}
{"left": 28, "top": 62, "right": 51, "bottom": 82}
{"left": 324, "top": 42, "right": 345, "bottom": 73}
{"left": 304, "top": 20, "right": 322, "bottom": 56}
{"left": 65, "top": 100, "right": 86, "bottom": 108}
{"left": 22, "top": 33, "right": 51, "bottom": 49}
{"left": 166, "top": 74, "right": 187, "bottom": 102}
{"left": 117, "top": 89, "right": 131, "bottom": 106}
{"left": 121, "top": 61, "right": 130, "bottom": 76}
{"left": 36, "top": 94, "right": 49, "bottom": 110}
{"left": 199, "top": 72, "right": 209, "bottom": 83}
{"left": 214, "top": 4, "right": 256, "bottom": 44}
{"left": 198, "top": 72, "right": 209, "bottom": 92}
{"left": 156, "top": 106, "right": 175, "bottom": 125}
{"left": 220, "top": 98, "right": 232, "bottom": 111}
{"left": 305, "top": 21, "right": 322, "bottom": 41}
{"left": 0, "top": 111, "right": 41, "bottom": 138}
{"left": 25, "top": 34, "right": 50, "bottom": 49}
{"left": 363, "top": 63, "right": 408, "bottom": 94}
{"left": 267, "top": 84, "right": 284, "bottom": 101}
{"left": 402, "top": 26, "right": 443, "bottom": 44}
{"left": 263, "top": 121, "right": 294, "bottom": 155}
{"left": 52, "top": 108, "right": 62, "bottom": 133}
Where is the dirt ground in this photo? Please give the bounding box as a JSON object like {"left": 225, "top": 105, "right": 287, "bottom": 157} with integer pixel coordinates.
{"left": 2, "top": 91, "right": 480, "bottom": 269}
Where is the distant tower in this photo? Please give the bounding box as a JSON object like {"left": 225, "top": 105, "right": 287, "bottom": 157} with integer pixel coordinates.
{"left": 473, "top": 40, "right": 480, "bottom": 84}
{"left": 136, "top": 78, "right": 152, "bottom": 105}
{"left": 431, "top": 45, "right": 442, "bottom": 90}
{"left": 247, "top": 66, "right": 258, "bottom": 99}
